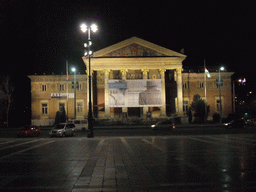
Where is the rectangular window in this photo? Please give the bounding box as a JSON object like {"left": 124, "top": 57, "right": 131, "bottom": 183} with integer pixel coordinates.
{"left": 183, "top": 101, "right": 189, "bottom": 113}
{"left": 217, "top": 100, "right": 221, "bottom": 111}
{"left": 42, "top": 85, "right": 46, "bottom": 91}
{"left": 77, "top": 84, "right": 82, "bottom": 91}
{"left": 200, "top": 82, "right": 204, "bottom": 88}
{"left": 183, "top": 83, "right": 187, "bottom": 89}
{"left": 59, "top": 84, "right": 65, "bottom": 91}
{"left": 77, "top": 102, "right": 83, "bottom": 113}
{"left": 42, "top": 103, "right": 48, "bottom": 114}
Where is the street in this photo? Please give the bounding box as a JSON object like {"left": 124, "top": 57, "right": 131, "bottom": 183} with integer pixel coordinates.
{"left": 2, "top": 125, "right": 256, "bottom": 138}
{"left": 1, "top": 127, "right": 256, "bottom": 191}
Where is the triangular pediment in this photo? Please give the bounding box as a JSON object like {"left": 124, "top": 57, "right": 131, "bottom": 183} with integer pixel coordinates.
{"left": 93, "top": 37, "right": 186, "bottom": 58}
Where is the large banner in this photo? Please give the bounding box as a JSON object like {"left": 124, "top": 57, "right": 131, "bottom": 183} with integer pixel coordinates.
{"left": 108, "top": 79, "right": 162, "bottom": 107}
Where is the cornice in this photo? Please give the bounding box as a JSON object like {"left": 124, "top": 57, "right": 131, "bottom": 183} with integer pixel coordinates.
{"left": 28, "top": 74, "right": 87, "bottom": 82}
{"left": 182, "top": 72, "right": 235, "bottom": 79}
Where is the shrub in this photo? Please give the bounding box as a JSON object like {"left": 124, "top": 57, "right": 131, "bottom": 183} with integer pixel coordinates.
{"left": 212, "top": 113, "right": 220, "bottom": 123}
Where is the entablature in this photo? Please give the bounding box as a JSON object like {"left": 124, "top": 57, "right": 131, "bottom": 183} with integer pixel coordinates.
{"left": 82, "top": 57, "right": 183, "bottom": 71}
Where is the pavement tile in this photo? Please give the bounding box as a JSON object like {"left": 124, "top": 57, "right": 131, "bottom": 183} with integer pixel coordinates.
{"left": 74, "top": 184, "right": 89, "bottom": 188}
{"left": 116, "top": 188, "right": 134, "bottom": 192}
{"left": 104, "top": 168, "right": 116, "bottom": 179}
{"left": 89, "top": 179, "right": 103, "bottom": 186}
{"left": 86, "top": 189, "right": 103, "bottom": 192}
{"left": 77, "top": 176, "right": 91, "bottom": 181}
{"left": 116, "top": 178, "right": 130, "bottom": 187}
{"left": 65, "top": 176, "right": 79, "bottom": 182}
{"left": 75, "top": 181, "right": 90, "bottom": 186}
{"left": 72, "top": 189, "right": 89, "bottom": 192}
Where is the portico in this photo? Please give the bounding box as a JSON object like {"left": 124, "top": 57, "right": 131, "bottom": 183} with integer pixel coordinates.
{"left": 82, "top": 37, "right": 186, "bottom": 119}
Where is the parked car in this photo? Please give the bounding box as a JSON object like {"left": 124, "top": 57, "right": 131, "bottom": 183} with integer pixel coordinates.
{"left": 17, "top": 125, "right": 40, "bottom": 137}
{"left": 68, "top": 119, "right": 88, "bottom": 131}
{"left": 49, "top": 123, "right": 76, "bottom": 137}
{"left": 223, "top": 119, "right": 247, "bottom": 129}
{"left": 244, "top": 118, "right": 254, "bottom": 126}
{"left": 151, "top": 119, "right": 175, "bottom": 130}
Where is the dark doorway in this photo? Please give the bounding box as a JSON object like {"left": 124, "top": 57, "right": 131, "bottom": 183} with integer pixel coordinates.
{"left": 114, "top": 108, "right": 122, "bottom": 117}
{"left": 128, "top": 107, "right": 141, "bottom": 117}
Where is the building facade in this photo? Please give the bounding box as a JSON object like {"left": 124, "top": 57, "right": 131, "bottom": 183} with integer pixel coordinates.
{"left": 28, "top": 37, "right": 234, "bottom": 125}
{"left": 28, "top": 74, "right": 87, "bottom": 126}
{"left": 182, "top": 68, "right": 234, "bottom": 119}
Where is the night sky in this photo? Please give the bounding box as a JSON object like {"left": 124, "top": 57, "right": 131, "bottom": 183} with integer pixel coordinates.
{"left": 1, "top": 0, "right": 255, "bottom": 124}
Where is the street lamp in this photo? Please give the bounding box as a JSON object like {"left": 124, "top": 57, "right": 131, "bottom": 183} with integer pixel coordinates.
{"left": 218, "top": 66, "right": 225, "bottom": 124}
{"left": 72, "top": 67, "right": 76, "bottom": 119}
{"left": 80, "top": 23, "right": 98, "bottom": 138}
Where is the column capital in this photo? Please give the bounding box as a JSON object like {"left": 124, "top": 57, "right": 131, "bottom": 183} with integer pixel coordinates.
{"left": 103, "top": 69, "right": 111, "bottom": 76}
{"left": 176, "top": 68, "right": 183, "bottom": 74}
{"left": 86, "top": 69, "right": 94, "bottom": 76}
{"left": 120, "top": 69, "right": 128, "bottom": 76}
{"left": 142, "top": 69, "right": 149, "bottom": 79}
{"left": 159, "top": 69, "right": 166, "bottom": 75}
{"left": 141, "top": 69, "right": 149, "bottom": 75}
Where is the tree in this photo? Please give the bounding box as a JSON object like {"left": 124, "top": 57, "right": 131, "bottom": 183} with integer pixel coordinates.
{"left": 187, "top": 107, "right": 192, "bottom": 124}
{"left": 190, "top": 94, "right": 210, "bottom": 123}
{"left": 53, "top": 106, "right": 66, "bottom": 126}
{"left": 0, "top": 93, "right": 7, "bottom": 122}
{"left": 60, "top": 105, "right": 66, "bottom": 123}
{"left": 0, "top": 75, "right": 14, "bottom": 127}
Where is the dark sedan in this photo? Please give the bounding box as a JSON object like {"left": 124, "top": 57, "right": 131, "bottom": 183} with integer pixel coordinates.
{"left": 151, "top": 119, "right": 175, "bottom": 130}
{"left": 223, "top": 119, "right": 247, "bottom": 129}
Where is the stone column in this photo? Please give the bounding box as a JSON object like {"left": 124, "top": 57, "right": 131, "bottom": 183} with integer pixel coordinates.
{"left": 176, "top": 68, "right": 183, "bottom": 116}
{"left": 159, "top": 69, "right": 166, "bottom": 116}
{"left": 142, "top": 69, "right": 149, "bottom": 117}
{"left": 120, "top": 69, "right": 128, "bottom": 114}
{"left": 104, "top": 69, "right": 110, "bottom": 118}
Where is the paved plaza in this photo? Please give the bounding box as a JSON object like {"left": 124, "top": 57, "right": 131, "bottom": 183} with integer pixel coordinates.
{"left": 1, "top": 134, "right": 256, "bottom": 191}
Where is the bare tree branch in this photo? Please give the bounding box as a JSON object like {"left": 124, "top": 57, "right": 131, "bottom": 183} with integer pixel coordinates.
{"left": 0, "top": 75, "right": 14, "bottom": 127}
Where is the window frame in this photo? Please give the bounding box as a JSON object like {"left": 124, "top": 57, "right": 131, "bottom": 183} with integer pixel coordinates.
{"left": 77, "top": 102, "right": 83, "bottom": 113}
{"left": 183, "top": 101, "right": 189, "bottom": 113}
{"left": 183, "top": 82, "right": 187, "bottom": 89}
{"left": 59, "top": 84, "right": 65, "bottom": 91}
{"left": 42, "top": 103, "right": 48, "bottom": 115}
{"left": 42, "top": 84, "right": 47, "bottom": 91}
{"left": 199, "top": 82, "right": 204, "bottom": 88}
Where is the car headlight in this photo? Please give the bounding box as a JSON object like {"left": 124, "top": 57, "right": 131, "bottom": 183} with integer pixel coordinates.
{"left": 224, "top": 123, "right": 229, "bottom": 126}
{"left": 151, "top": 125, "right": 156, "bottom": 128}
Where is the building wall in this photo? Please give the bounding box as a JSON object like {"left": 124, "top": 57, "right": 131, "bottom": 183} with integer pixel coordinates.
{"left": 182, "top": 72, "right": 234, "bottom": 118}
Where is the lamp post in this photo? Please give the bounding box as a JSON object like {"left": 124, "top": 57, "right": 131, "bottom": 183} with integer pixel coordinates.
{"left": 72, "top": 67, "right": 76, "bottom": 119}
{"left": 218, "top": 66, "right": 225, "bottom": 124}
{"left": 80, "top": 23, "right": 98, "bottom": 138}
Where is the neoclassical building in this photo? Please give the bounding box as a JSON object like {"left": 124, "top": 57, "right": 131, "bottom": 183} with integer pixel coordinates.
{"left": 29, "top": 37, "right": 234, "bottom": 125}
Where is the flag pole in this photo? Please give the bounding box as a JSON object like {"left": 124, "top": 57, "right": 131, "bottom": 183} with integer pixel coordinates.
{"left": 204, "top": 59, "right": 207, "bottom": 122}
{"left": 66, "top": 60, "right": 69, "bottom": 122}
